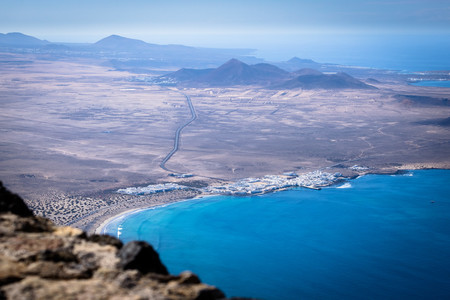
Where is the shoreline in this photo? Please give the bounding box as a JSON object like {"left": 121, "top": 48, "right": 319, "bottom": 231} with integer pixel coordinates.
{"left": 95, "top": 207, "right": 146, "bottom": 235}
{"left": 94, "top": 166, "right": 448, "bottom": 236}
{"left": 95, "top": 193, "right": 215, "bottom": 235}
{"left": 64, "top": 188, "right": 203, "bottom": 234}
{"left": 92, "top": 164, "right": 450, "bottom": 236}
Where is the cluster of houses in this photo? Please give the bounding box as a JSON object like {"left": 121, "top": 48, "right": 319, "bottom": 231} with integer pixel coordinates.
{"left": 117, "top": 183, "right": 189, "bottom": 195}
{"left": 117, "top": 170, "right": 344, "bottom": 197}
{"left": 202, "top": 171, "right": 342, "bottom": 196}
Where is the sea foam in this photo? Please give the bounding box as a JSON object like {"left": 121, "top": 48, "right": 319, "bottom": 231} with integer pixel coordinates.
{"left": 337, "top": 182, "right": 352, "bottom": 188}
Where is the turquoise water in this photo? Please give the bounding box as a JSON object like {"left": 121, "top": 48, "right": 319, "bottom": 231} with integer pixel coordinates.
{"left": 410, "top": 81, "right": 450, "bottom": 88}
{"left": 104, "top": 170, "right": 450, "bottom": 299}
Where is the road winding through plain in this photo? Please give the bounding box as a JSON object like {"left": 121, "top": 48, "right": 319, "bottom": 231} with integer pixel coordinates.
{"left": 160, "top": 94, "right": 197, "bottom": 172}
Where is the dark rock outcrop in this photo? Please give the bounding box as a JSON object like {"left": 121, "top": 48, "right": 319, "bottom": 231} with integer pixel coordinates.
{"left": 0, "top": 182, "right": 227, "bottom": 299}
{"left": 118, "top": 241, "right": 169, "bottom": 275}
{"left": 0, "top": 182, "right": 33, "bottom": 217}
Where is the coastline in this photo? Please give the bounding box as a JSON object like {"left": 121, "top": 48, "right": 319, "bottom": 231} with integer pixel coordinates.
{"left": 95, "top": 193, "right": 215, "bottom": 235}
{"left": 91, "top": 163, "right": 450, "bottom": 236}
{"left": 95, "top": 207, "right": 146, "bottom": 235}
{"left": 63, "top": 188, "right": 203, "bottom": 234}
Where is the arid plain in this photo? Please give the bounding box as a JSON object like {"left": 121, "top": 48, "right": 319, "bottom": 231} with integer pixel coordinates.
{"left": 1, "top": 53, "right": 449, "bottom": 231}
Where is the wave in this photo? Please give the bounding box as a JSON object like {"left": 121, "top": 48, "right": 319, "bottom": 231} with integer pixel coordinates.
{"left": 391, "top": 172, "right": 413, "bottom": 177}
{"left": 337, "top": 183, "right": 352, "bottom": 189}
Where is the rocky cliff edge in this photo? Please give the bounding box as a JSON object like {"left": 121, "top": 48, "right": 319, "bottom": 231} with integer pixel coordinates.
{"left": 0, "top": 182, "right": 237, "bottom": 300}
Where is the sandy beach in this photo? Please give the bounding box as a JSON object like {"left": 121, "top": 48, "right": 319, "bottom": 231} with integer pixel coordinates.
{"left": 95, "top": 207, "right": 147, "bottom": 235}
{"left": 69, "top": 189, "right": 204, "bottom": 233}
{"left": 95, "top": 193, "right": 217, "bottom": 235}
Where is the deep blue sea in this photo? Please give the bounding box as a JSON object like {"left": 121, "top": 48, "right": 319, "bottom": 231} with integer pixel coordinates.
{"left": 104, "top": 170, "right": 450, "bottom": 299}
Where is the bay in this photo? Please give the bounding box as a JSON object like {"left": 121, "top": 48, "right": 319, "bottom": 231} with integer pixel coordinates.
{"left": 104, "top": 170, "right": 450, "bottom": 299}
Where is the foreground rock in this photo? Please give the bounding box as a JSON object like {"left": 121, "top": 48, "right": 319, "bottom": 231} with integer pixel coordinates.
{"left": 0, "top": 182, "right": 228, "bottom": 299}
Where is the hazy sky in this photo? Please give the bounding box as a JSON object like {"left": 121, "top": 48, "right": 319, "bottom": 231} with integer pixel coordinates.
{"left": 2, "top": 0, "right": 449, "bottom": 41}
{"left": 2, "top": 0, "right": 449, "bottom": 66}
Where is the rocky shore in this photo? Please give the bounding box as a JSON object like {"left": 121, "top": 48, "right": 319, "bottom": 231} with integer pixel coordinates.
{"left": 0, "top": 182, "right": 249, "bottom": 300}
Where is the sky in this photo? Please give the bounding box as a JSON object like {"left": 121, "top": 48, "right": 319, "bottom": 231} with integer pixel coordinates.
{"left": 1, "top": 0, "right": 450, "bottom": 68}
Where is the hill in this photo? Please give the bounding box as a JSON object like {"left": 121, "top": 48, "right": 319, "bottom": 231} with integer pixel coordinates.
{"left": 202, "top": 59, "right": 290, "bottom": 86}
{"left": 165, "top": 67, "right": 215, "bottom": 82}
{"left": 273, "top": 71, "right": 377, "bottom": 90}
{"left": 0, "top": 32, "right": 49, "bottom": 47}
{"left": 94, "top": 35, "right": 196, "bottom": 54}
{"left": 94, "top": 34, "right": 154, "bottom": 50}
{"left": 292, "top": 68, "right": 323, "bottom": 76}
{"left": 275, "top": 57, "right": 322, "bottom": 71}
{"left": 159, "top": 61, "right": 375, "bottom": 89}
{"left": 160, "top": 59, "right": 290, "bottom": 86}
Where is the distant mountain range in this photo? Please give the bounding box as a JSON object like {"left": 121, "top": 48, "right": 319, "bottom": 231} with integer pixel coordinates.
{"left": 0, "top": 32, "right": 260, "bottom": 70}
{"left": 0, "top": 32, "right": 388, "bottom": 79}
{"left": 93, "top": 35, "right": 211, "bottom": 57}
{"left": 157, "top": 59, "right": 376, "bottom": 90}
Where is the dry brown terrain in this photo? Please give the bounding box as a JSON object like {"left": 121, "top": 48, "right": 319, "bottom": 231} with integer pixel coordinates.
{"left": 1, "top": 52, "right": 449, "bottom": 231}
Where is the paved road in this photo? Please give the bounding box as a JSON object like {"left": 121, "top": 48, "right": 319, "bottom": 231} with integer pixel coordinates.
{"left": 160, "top": 94, "right": 197, "bottom": 172}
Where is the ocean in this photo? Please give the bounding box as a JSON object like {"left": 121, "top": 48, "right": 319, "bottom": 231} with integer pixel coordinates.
{"left": 104, "top": 170, "right": 450, "bottom": 299}
{"left": 254, "top": 33, "right": 450, "bottom": 72}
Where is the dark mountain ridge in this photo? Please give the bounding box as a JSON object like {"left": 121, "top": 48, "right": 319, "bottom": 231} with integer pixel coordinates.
{"left": 159, "top": 58, "right": 290, "bottom": 86}
{"left": 160, "top": 59, "right": 376, "bottom": 89}
{"left": 203, "top": 59, "right": 290, "bottom": 86}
